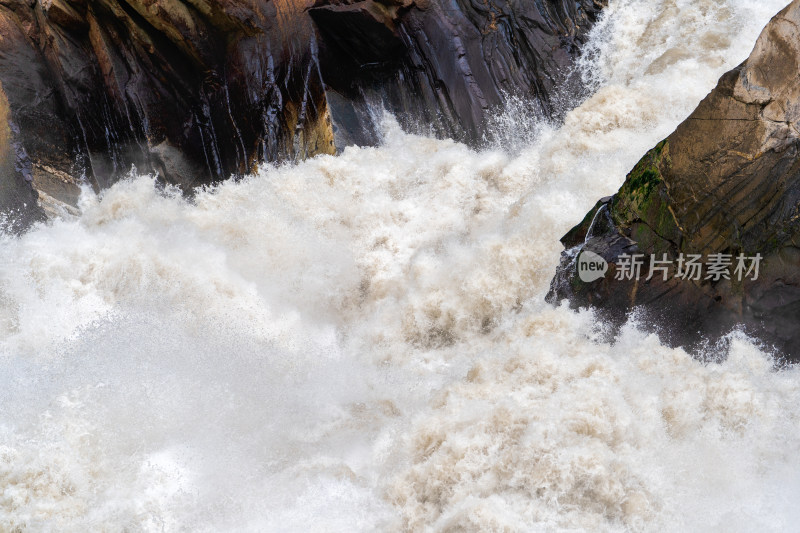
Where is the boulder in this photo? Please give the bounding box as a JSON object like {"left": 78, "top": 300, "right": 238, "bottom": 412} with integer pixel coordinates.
{"left": 548, "top": 0, "right": 800, "bottom": 360}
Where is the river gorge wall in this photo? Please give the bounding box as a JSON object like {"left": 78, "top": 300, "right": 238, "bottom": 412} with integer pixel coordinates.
{"left": 0, "top": 0, "right": 604, "bottom": 227}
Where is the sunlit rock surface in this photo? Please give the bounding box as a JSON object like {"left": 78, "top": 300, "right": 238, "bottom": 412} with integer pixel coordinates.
{"left": 549, "top": 0, "right": 800, "bottom": 360}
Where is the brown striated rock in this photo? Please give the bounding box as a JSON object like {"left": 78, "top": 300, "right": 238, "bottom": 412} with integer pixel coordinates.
{"left": 0, "top": 0, "right": 604, "bottom": 227}
{"left": 548, "top": 1, "right": 800, "bottom": 361}
{"left": 0, "top": 0, "right": 337, "bottom": 220}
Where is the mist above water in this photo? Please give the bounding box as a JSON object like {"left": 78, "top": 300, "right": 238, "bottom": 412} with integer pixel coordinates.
{"left": 1, "top": 0, "right": 798, "bottom": 531}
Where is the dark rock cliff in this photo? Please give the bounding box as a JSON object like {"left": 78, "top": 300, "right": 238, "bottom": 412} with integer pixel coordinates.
{"left": 312, "top": 0, "right": 605, "bottom": 144}
{"left": 548, "top": 0, "right": 800, "bottom": 361}
{"left": 0, "top": 0, "right": 604, "bottom": 228}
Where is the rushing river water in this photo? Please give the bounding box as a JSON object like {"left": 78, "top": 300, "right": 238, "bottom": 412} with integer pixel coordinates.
{"left": 2, "top": 0, "right": 799, "bottom": 531}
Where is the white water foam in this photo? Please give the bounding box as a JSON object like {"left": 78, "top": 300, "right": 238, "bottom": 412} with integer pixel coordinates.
{"left": 1, "top": 0, "right": 798, "bottom": 531}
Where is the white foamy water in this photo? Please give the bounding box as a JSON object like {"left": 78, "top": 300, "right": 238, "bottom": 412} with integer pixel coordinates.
{"left": 1, "top": 0, "right": 798, "bottom": 531}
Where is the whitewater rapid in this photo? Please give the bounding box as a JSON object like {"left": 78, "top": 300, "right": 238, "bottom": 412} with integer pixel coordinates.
{"left": 2, "top": 0, "right": 799, "bottom": 530}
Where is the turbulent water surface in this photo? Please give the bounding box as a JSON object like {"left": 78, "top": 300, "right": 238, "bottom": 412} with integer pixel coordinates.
{"left": 2, "top": 0, "right": 800, "bottom": 531}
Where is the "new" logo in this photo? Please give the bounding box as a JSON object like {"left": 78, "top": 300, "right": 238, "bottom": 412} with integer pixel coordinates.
{"left": 577, "top": 250, "right": 608, "bottom": 282}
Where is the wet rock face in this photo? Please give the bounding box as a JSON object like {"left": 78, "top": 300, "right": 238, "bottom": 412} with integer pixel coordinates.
{"left": 0, "top": 0, "right": 603, "bottom": 226}
{"left": 0, "top": 81, "right": 45, "bottom": 231}
{"left": 312, "top": 0, "right": 606, "bottom": 144}
{"left": 548, "top": 1, "right": 800, "bottom": 361}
